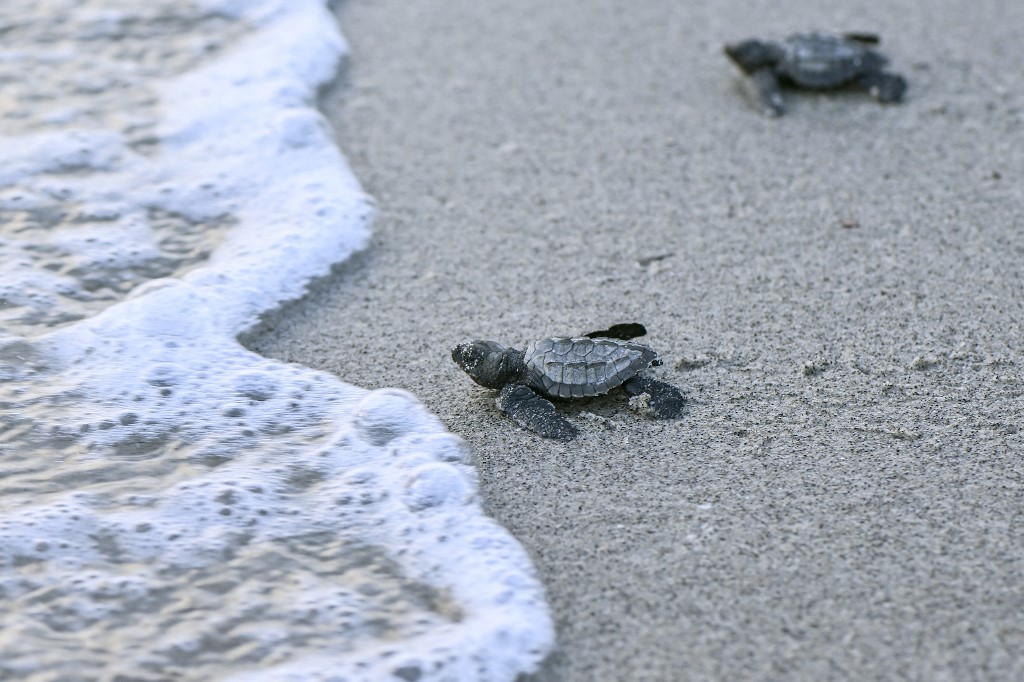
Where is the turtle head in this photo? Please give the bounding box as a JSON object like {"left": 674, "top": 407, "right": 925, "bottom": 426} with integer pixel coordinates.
{"left": 451, "top": 340, "right": 524, "bottom": 389}
{"left": 724, "top": 39, "right": 781, "bottom": 74}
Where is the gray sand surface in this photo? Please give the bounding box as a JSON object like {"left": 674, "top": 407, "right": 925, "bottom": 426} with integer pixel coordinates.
{"left": 245, "top": 0, "right": 1024, "bottom": 678}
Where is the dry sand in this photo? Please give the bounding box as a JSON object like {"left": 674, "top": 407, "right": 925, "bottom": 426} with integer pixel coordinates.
{"left": 244, "top": 0, "right": 1024, "bottom": 678}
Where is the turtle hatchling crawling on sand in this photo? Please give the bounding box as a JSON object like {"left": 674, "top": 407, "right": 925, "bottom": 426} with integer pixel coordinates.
{"left": 724, "top": 32, "right": 908, "bottom": 116}
{"left": 451, "top": 323, "right": 684, "bottom": 440}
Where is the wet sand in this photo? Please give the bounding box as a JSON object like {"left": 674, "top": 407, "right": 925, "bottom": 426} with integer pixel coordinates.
{"left": 245, "top": 0, "right": 1024, "bottom": 678}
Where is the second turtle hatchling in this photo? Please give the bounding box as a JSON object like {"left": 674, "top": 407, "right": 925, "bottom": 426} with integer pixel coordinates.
{"left": 724, "top": 32, "right": 908, "bottom": 116}
{"left": 451, "top": 324, "right": 684, "bottom": 440}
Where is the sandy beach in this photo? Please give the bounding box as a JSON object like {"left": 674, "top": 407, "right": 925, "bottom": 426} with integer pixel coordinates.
{"left": 246, "top": 0, "right": 1024, "bottom": 678}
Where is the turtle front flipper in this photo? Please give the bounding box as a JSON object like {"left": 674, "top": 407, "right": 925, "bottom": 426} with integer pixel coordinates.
{"left": 497, "top": 383, "right": 578, "bottom": 441}
{"left": 584, "top": 322, "right": 647, "bottom": 341}
{"left": 623, "top": 374, "right": 685, "bottom": 419}
{"left": 747, "top": 67, "right": 785, "bottom": 117}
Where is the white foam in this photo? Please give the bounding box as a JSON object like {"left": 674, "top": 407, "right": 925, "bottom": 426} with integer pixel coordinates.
{"left": 0, "top": 1, "right": 552, "bottom": 679}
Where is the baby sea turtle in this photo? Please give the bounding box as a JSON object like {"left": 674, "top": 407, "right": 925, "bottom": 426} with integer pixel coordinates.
{"left": 724, "top": 32, "right": 908, "bottom": 116}
{"left": 451, "top": 324, "right": 684, "bottom": 440}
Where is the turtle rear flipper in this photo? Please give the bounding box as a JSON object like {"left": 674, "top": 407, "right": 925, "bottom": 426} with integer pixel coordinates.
{"left": 624, "top": 374, "right": 685, "bottom": 419}
{"left": 855, "top": 70, "right": 907, "bottom": 103}
{"left": 584, "top": 322, "right": 647, "bottom": 341}
{"left": 497, "top": 383, "right": 578, "bottom": 441}
{"left": 842, "top": 32, "right": 880, "bottom": 45}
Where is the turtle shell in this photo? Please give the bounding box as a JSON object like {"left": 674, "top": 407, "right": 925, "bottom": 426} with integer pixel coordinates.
{"left": 778, "top": 33, "right": 874, "bottom": 89}
{"left": 523, "top": 337, "right": 660, "bottom": 399}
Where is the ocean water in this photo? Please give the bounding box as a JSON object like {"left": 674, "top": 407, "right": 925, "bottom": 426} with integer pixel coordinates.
{"left": 0, "top": 1, "right": 552, "bottom": 679}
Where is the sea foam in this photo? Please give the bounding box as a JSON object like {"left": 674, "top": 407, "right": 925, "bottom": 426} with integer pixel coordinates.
{"left": 0, "top": 1, "right": 553, "bottom": 679}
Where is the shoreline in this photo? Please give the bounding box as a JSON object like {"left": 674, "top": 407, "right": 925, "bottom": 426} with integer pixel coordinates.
{"left": 0, "top": 2, "right": 552, "bottom": 677}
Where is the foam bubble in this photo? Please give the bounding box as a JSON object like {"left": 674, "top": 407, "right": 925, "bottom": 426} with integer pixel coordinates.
{"left": 353, "top": 388, "right": 443, "bottom": 446}
{"left": 0, "top": 1, "right": 552, "bottom": 679}
{"left": 403, "top": 463, "right": 473, "bottom": 511}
